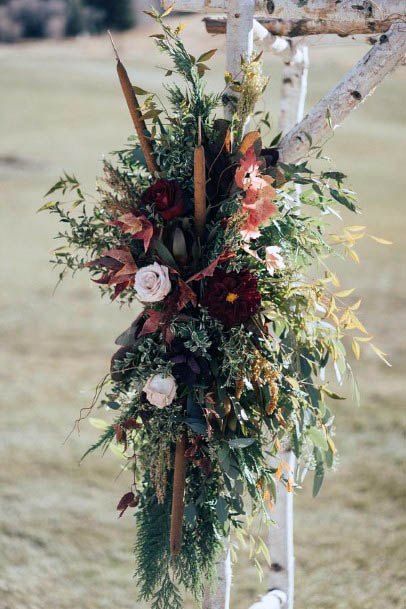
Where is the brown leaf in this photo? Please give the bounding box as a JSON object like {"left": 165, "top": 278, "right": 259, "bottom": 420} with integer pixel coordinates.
{"left": 114, "top": 424, "right": 126, "bottom": 444}
{"left": 177, "top": 279, "right": 197, "bottom": 310}
{"left": 138, "top": 309, "right": 162, "bottom": 337}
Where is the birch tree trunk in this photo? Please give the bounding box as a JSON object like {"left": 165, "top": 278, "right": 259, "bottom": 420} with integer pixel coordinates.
{"left": 278, "top": 22, "right": 406, "bottom": 163}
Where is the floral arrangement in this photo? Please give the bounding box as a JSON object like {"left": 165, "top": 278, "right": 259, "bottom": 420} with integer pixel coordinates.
{"left": 41, "top": 9, "right": 389, "bottom": 609}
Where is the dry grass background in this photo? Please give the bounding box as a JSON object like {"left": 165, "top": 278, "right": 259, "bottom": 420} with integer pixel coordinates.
{"left": 0, "top": 15, "right": 405, "bottom": 609}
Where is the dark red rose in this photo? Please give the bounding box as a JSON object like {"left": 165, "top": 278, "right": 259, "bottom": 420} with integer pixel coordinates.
{"left": 141, "top": 179, "right": 185, "bottom": 221}
{"left": 202, "top": 269, "right": 261, "bottom": 326}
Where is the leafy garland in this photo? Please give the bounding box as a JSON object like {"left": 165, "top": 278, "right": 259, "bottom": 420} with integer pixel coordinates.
{"left": 41, "top": 9, "right": 388, "bottom": 608}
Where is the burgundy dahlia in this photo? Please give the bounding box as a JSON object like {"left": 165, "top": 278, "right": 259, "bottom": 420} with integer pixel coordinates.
{"left": 141, "top": 179, "right": 185, "bottom": 221}
{"left": 202, "top": 269, "right": 261, "bottom": 326}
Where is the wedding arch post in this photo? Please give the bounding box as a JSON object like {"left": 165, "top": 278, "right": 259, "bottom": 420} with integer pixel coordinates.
{"left": 162, "top": 1, "right": 405, "bottom": 607}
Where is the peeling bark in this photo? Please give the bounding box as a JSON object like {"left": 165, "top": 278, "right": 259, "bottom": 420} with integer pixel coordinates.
{"left": 278, "top": 22, "right": 406, "bottom": 163}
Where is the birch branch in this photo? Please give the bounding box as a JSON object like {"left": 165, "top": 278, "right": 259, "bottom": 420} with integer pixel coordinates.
{"left": 166, "top": 0, "right": 405, "bottom": 22}
{"left": 204, "top": 12, "right": 405, "bottom": 37}
{"left": 278, "top": 22, "right": 406, "bottom": 164}
{"left": 249, "top": 591, "right": 288, "bottom": 609}
{"left": 162, "top": 0, "right": 265, "bottom": 10}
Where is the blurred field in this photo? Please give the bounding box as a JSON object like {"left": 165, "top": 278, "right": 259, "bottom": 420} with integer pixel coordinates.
{"left": 0, "top": 16, "right": 405, "bottom": 609}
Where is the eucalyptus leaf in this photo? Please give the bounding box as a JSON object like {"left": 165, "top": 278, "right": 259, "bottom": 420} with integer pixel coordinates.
{"left": 308, "top": 427, "right": 328, "bottom": 451}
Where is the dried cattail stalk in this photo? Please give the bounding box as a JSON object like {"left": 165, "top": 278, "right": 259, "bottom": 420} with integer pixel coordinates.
{"left": 235, "top": 377, "right": 244, "bottom": 400}
{"left": 170, "top": 432, "right": 187, "bottom": 557}
{"left": 194, "top": 117, "right": 206, "bottom": 239}
{"left": 108, "top": 32, "right": 159, "bottom": 177}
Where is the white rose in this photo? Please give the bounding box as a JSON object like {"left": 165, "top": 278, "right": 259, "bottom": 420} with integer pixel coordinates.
{"left": 134, "top": 263, "right": 171, "bottom": 303}
{"left": 143, "top": 374, "right": 177, "bottom": 408}
{"left": 265, "top": 246, "right": 285, "bottom": 276}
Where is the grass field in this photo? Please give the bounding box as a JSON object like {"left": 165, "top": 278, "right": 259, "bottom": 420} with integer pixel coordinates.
{"left": 0, "top": 16, "right": 405, "bottom": 609}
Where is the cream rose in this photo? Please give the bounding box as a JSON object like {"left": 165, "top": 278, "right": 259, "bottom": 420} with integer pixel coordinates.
{"left": 134, "top": 263, "right": 171, "bottom": 303}
{"left": 143, "top": 373, "right": 177, "bottom": 408}
{"left": 265, "top": 246, "right": 285, "bottom": 276}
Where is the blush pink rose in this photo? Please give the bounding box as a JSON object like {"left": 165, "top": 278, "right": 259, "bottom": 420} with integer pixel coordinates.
{"left": 143, "top": 373, "right": 177, "bottom": 408}
{"left": 134, "top": 263, "right": 171, "bottom": 303}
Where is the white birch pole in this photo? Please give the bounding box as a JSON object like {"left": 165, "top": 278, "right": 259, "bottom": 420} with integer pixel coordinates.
{"left": 247, "top": 42, "right": 309, "bottom": 609}
{"left": 279, "top": 43, "right": 309, "bottom": 133}
{"left": 203, "top": 543, "right": 232, "bottom": 609}
{"left": 224, "top": 0, "right": 256, "bottom": 120}
{"left": 203, "top": 2, "right": 255, "bottom": 607}
{"left": 278, "top": 22, "right": 406, "bottom": 163}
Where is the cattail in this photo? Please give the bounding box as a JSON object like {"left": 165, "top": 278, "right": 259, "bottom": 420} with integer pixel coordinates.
{"left": 235, "top": 377, "right": 244, "bottom": 400}
{"left": 194, "top": 117, "right": 206, "bottom": 240}
{"left": 108, "top": 32, "right": 159, "bottom": 177}
{"left": 170, "top": 432, "right": 187, "bottom": 557}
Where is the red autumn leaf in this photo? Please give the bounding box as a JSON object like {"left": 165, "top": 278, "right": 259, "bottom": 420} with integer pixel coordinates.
{"left": 186, "top": 251, "right": 235, "bottom": 283}
{"left": 122, "top": 417, "right": 142, "bottom": 430}
{"left": 113, "top": 281, "right": 132, "bottom": 299}
{"left": 104, "top": 248, "right": 137, "bottom": 277}
{"left": 116, "top": 491, "right": 139, "bottom": 518}
{"left": 177, "top": 279, "right": 197, "bottom": 310}
{"left": 87, "top": 248, "right": 137, "bottom": 298}
{"left": 138, "top": 309, "right": 162, "bottom": 337}
{"left": 162, "top": 325, "right": 175, "bottom": 344}
{"left": 114, "top": 423, "right": 126, "bottom": 444}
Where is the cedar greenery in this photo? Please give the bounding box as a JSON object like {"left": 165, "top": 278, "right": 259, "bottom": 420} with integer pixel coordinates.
{"left": 41, "top": 8, "right": 388, "bottom": 608}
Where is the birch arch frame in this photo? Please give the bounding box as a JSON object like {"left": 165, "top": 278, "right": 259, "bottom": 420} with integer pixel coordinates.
{"left": 160, "top": 2, "right": 406, "bottom": 608}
